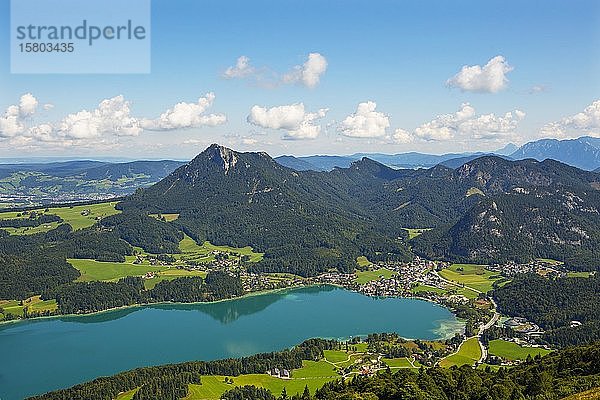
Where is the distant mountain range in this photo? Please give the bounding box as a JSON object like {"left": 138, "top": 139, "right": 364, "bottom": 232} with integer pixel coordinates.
{"left": 0, "top": 160, "right": 185, "bottom": 208}
{"left": 275, "top": 136, "right": 600, "bottom": 172}
{"left": 1, "top": 136, "right": 599, "bottom": 208}
{"left": 510, "top": 136, "right": 600, "bottom": 171}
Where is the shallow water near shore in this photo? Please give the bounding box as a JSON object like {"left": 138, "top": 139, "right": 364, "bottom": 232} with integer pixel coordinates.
{"left": 0, "top": 285, "right": 462, "bottom": 400}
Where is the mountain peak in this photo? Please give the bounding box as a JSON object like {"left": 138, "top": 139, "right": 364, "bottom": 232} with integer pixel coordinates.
{"left": 192, "top": 144, "right": 240, "bottom": 175}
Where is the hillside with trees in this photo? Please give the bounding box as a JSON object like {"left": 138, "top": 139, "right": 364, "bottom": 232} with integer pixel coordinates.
{"left": 493, "top": 274, "right": 600, "bottom": 347}
{"left": 29, "top": 339, "right": 600, "bottom": 400}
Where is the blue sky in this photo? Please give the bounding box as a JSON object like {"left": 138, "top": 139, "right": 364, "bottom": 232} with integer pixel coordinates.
{"left": 0, "top": 0, "right": 599, "bottom": 158}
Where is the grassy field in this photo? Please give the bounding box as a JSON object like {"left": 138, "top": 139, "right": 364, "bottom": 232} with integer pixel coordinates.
{"left": 149, "top": 213, "right": 180, "bottom": 222}
{"left": 115, "top": 388, "right": 138, "bottom": 400}
{"left": 488, "top": 339, "right": 551, "bottom": 361}
{"left": 70, "top": 258, "right": 171, "bottom": 282}
{"left": 438, "top": 264, "right": 502, "bottom": 293}
{"left": 178, "top": 234, "right": 264, "bottom": 264}
{"left": 355, "top": 268, "right": 396, "bottom": 284}
{"left": 184, "top": 359, "right": 339, "bottom": 399}
{"left": 0, "top": 201, "right": 121, "bottom": 234}
{"left": 439, "top": 337, "right": 482, "bottom": 368}
{"left": 404, "top": 228, "right": 431, "bottom": 239}
{"left": 323, "top": 350, "right": 349, "bottom": 363}
{"left": 0, "top": 296, "right": 57, "bottom": 320}
{"left": 69, "top": 258, "right": 207, "bottom": 289}
{"left": 567, "top": 271, "right": 593, "bottom": 278}
{"left": 382, "top": 357, "right": 415, "bottom": 368}
{"left": 410, "top": 284, "right": 447, "bottom": 294}
{"left": 356, "top": 256, "right": 372, "bottom": 268}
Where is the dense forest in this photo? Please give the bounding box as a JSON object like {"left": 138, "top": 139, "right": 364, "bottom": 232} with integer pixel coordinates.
{"left": 0, "top": 212, "right": 62, "bottom": 228}
{"left": 29, "top": 339, "right": 600, "bottom": 400}
{"left": 42, "top": 272, "right": 244, "bottom": 314}
{"left": 494, "top": 274, "right": 600, "bottom": 347}
{"left": 0, "top": 224, "right": 132, "bottom": 299}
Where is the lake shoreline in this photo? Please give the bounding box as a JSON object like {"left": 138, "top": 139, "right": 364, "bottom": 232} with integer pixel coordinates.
{"left": 0, "top": 284, "right": 309, "bottom": 327}
{"left": 0, "top": 283, "right": 462, "bottom": 340}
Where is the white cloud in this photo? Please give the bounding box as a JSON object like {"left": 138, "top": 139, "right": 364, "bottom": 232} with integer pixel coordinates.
{"left": 340, "top": 101, "right": 390, "bottom": 138}
{"left": 0, "top": 93, "right": 40, "bottom": 138}
{"left": 58, "top": 95, "right": 142, "bottom": 139}
{"left": 223, "top": 53, "right": 328, "bottom": 88}
{"left": 283, "top": 53, "right": 328, "bottom": 88}
{"left": 223, "top": 56, "right": 255, "bottom": 79}
{"left": 447, "top": 56, "right": 513, "bottom": 93}
{"left": 247, "top": 103, "right": 328, "bottom": 140}
{"left": 390, "top": 128, "right": 414, "bottom": 144}
{"left": 19, "top": 93, "right": 39, "bottom": 116}
{"left": 540, "top": 100, "right": 600, "bottom": 138}
{"left": 1, "top": 92, "right": 226, "bottom": 149}
{"left": 414, "top": 103, "right": 525, "bottom": 141}
{"left": 529, "top": 85, "right": 547, "bottom": 94}
{"left": 141, "top": 93, "right": 226, "bottom": 130}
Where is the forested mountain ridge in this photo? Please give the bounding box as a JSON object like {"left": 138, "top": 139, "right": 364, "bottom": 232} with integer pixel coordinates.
{"left": 114, "top": 144, "right": 600, "bottom": 274}
{"left": 119, "top": 145, "right": 412, "bottom": 276}
{"left": 413, "top": 159, "right": 600, "bottom": 267}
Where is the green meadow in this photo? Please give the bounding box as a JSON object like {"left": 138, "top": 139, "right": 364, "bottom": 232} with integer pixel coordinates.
{"left": 439, "top": 263, "right": 503, "bottom": 293}
{"left": 488, "top": 339, "right": 551, "bottom": 361}
{"left": 355, "top": 268, "right": 396, "bottom": 284}
{"left": 404, "top": 228, "right": 432, "bottom": 239}
{"left": 178, "top": 234, "right": 264, "bottom": 264}
{"left": 356, "top": 255, "right": 372, "bottom": 267}
{"left": 185, "top": 359, "right": 339, "bottom": 399}
{"left": 382, "top": 357, "right": 417, "bottom": 369}
{"left": 439, "top": 337, "right": 481, "bottom": 368}
{"left": 0, "top": 296, "right": 57, "bottom": 320}
{"left": 0, "top": 201, "right": 121, "bottom": 234}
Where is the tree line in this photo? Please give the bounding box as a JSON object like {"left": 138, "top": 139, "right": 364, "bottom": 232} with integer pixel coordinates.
{"left": 42, "top": 272, "right": 244, "bottom": 315}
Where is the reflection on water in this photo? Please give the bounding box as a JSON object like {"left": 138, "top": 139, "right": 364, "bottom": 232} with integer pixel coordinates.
{"left": 58, "top": 307, "right": 139, "bottom": 324}
{"left": 50, "top": 285, "right": 335, "bottom": 326}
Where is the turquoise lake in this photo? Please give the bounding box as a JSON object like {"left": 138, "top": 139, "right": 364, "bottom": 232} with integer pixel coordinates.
{"left": 0, "top": 286, "right": 463, "bottom": 400}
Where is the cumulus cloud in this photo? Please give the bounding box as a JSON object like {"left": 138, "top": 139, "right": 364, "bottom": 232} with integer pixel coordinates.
{"left": 540, "top": 100, "right": 600, "bottom": 138}
{"left": 390, "top": 128, "right": 414, "bottom": 144}
{"left": 19, "top": 93, "right": 39, "bottom": 116}
{"left": 0, "top": 93, "right": 41, "bottom": 138}
{"left": 58, "top": 95, "right": 142, "bottom": 139}
{"left": 222, "top": 56, "right": 255, "bottom": 79}
{"left": 447, "top": 56, "right": 513, "bottom": 93}
{"left": 340, "top": 101, "right": 390, "bottom": 138}
{"left": 141, "top": 93, "right": 226, "bottom": 130}
{"left": 1, "top": 92, "right": 226, "bottom": 149}
{"left": 282, "top": 53, "right": 328, "bottom": 88}
{"left": 247, "top": 103, "right": 328, "bottom": 140}
{"left": 414, "top": 103, "right": 525, "bottom": 141}
{"left": 223, "top": 53, "right": 327, "bottom": 88}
